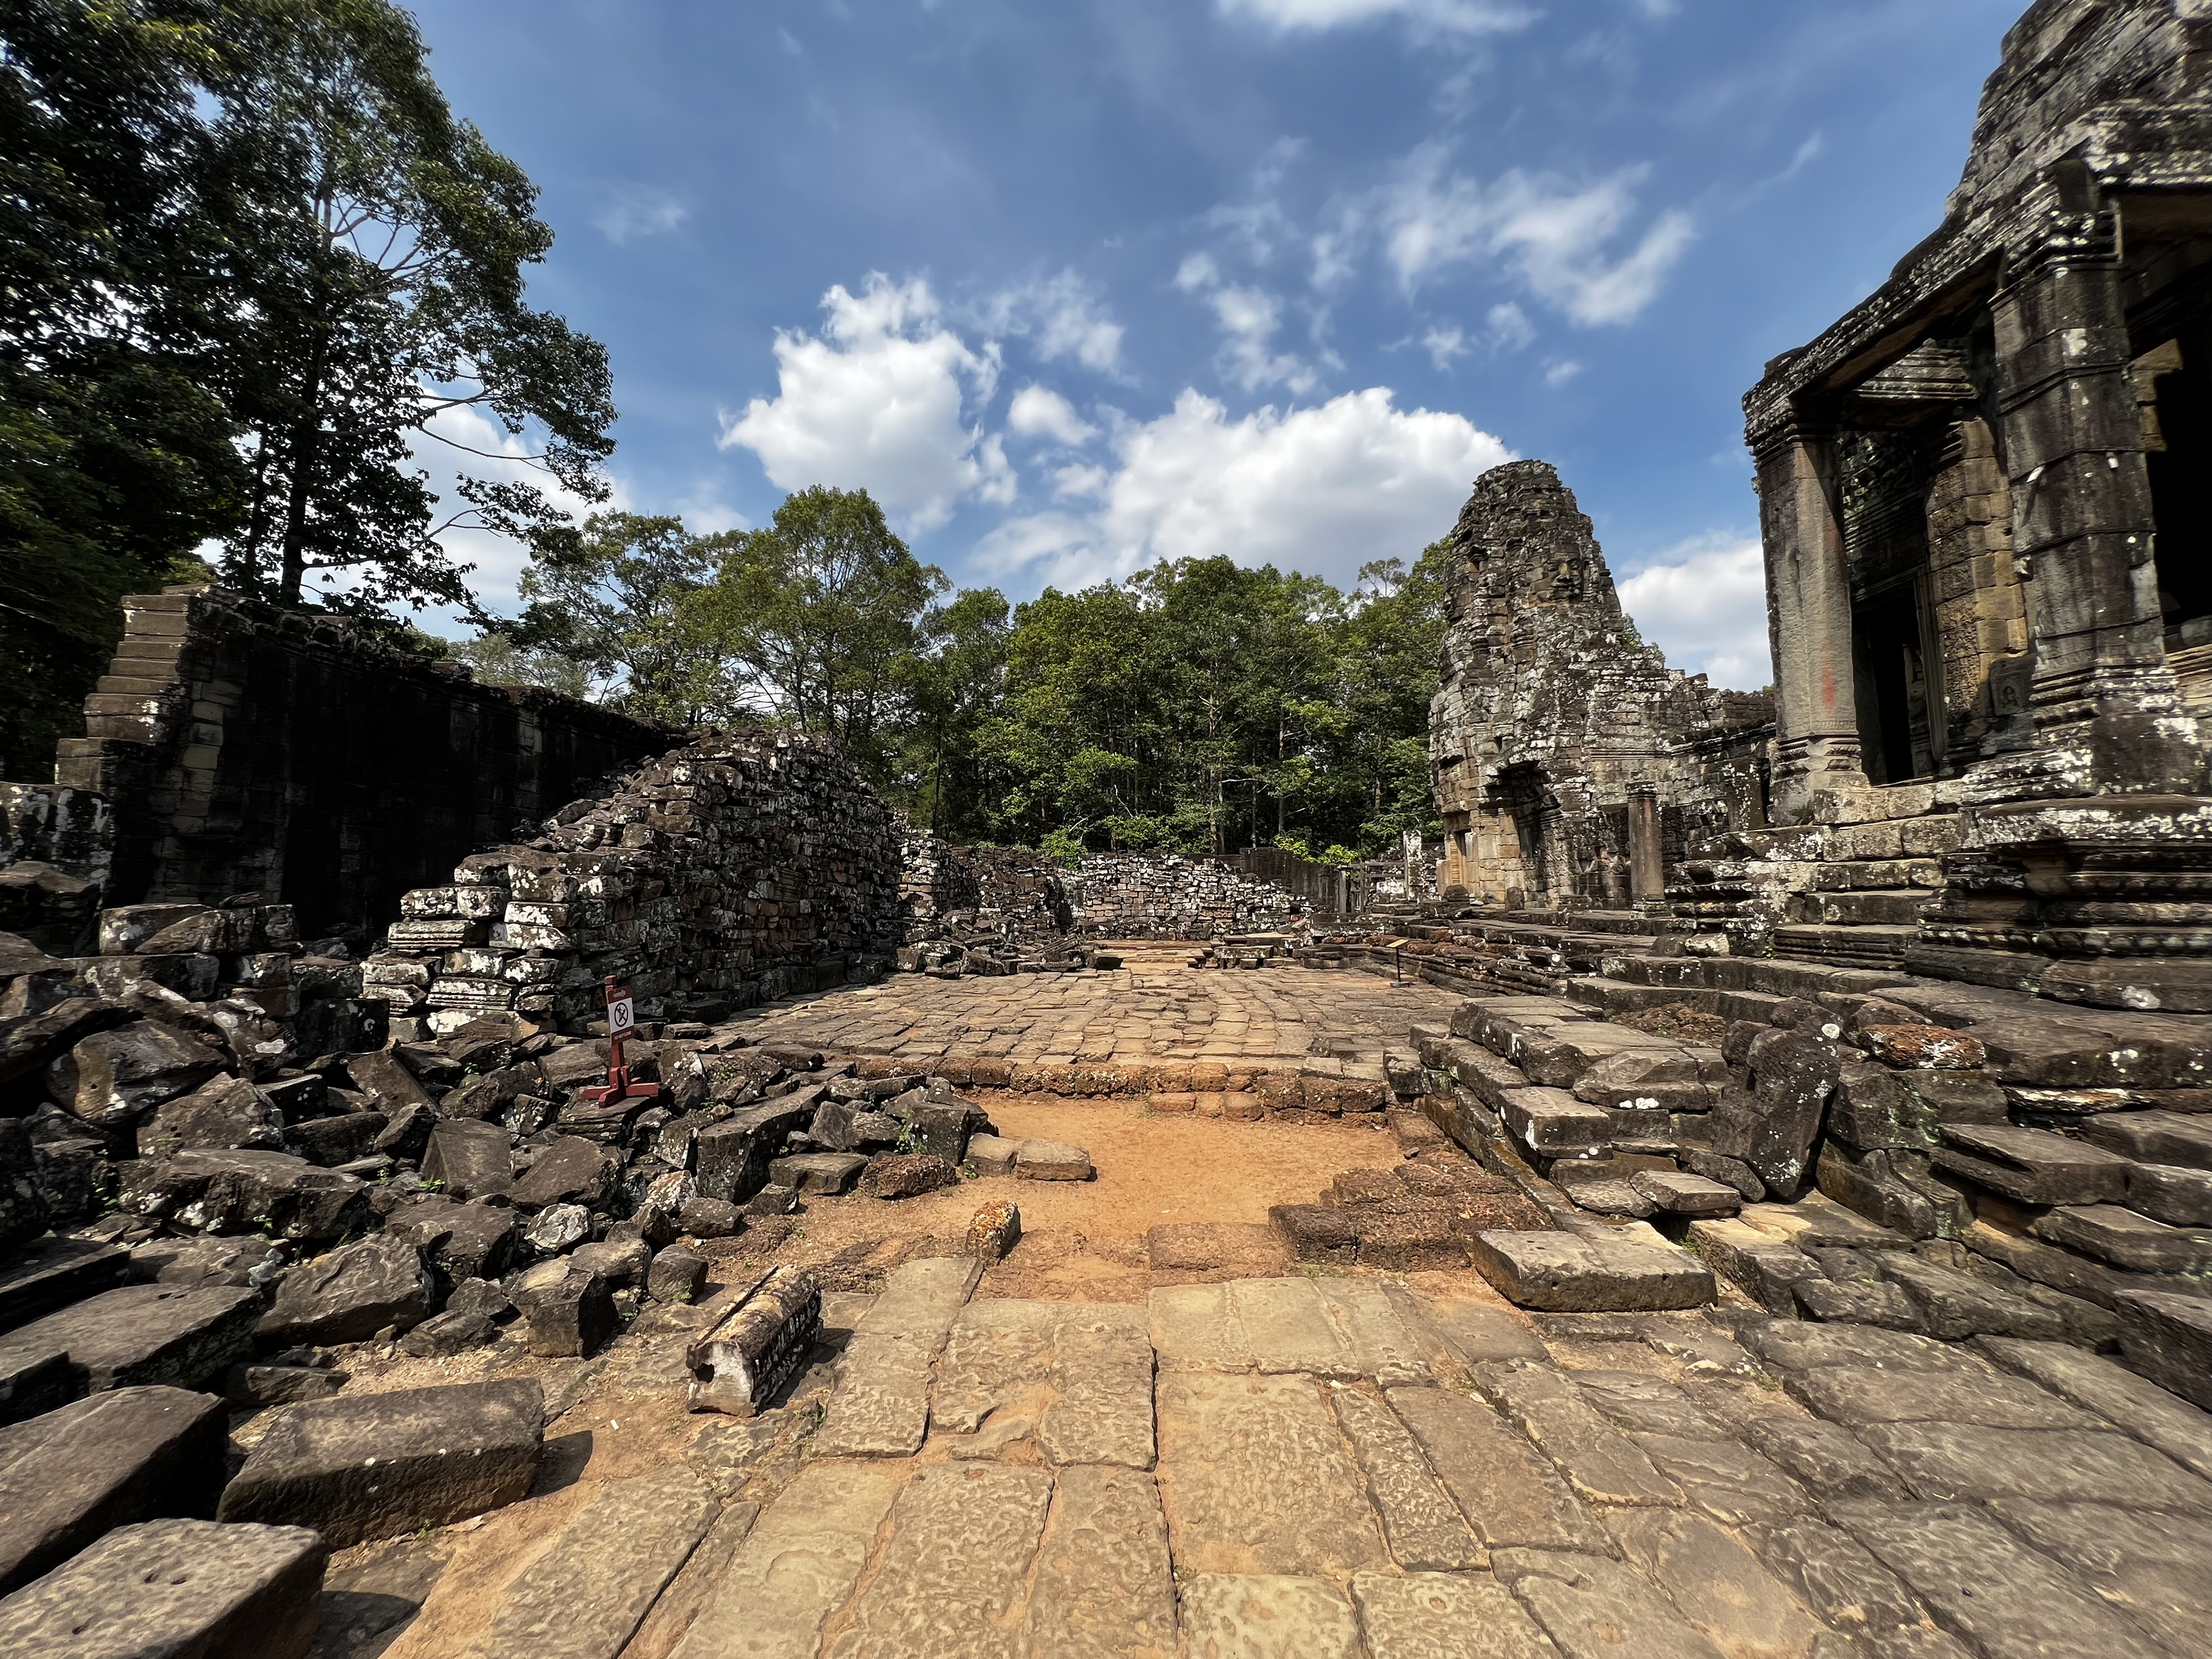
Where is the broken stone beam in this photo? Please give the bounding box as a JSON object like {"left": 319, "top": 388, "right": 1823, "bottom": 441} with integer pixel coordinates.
{"left": 686, "top": 1265, "right": 822, "bottom": 1417}
{"left": 1497, "top": 1088, "right": 1613, "bottom": 1157}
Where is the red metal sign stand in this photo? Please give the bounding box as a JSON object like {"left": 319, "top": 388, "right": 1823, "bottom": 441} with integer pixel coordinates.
{"left": 580, "top": 974, "right": 661, "bottom": 1106}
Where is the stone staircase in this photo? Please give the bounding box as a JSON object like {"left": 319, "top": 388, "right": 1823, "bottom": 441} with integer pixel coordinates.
{"left": 1773, "top": 855, "right": 1944, "bottom": 971}
{"left": 1567, "top": 951, "right": 1917, "bottom": 1024}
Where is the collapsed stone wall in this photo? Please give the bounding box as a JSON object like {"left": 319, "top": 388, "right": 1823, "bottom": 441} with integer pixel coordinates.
{"left": 1429, "top": 461, "right": 1773, "bottom": 907}
{"left": 1072, "top": 853, "right": 1313, "bottom": 938}
{"left": 364, "top": 731, "right": 902, "bottom": 1036}
{"left": 0, "top": 785, "right": 114, "bottom": 953}
{"left": 44, "top": 587, "right": 670, "bottom": 937}
{"left": 898, "top": 832, "right": 1073, "bottom": 947}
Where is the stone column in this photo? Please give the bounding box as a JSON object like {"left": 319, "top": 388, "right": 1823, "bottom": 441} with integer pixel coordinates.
{"left": 1981, "top": 208, "right": 2201, "bottom": 799}
{"left": 1752, "top": 416, "right": 1869, "bottom": 822}
{"left": 1627, "top": 784, "right": 1665, "bottom": 907}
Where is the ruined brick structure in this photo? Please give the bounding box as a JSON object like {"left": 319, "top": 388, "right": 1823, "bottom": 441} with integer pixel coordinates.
{"left": 1743, "top": 0, "right": 2212, "bottom": 1010}
{"left": 897, "top": 832, "right": 1073, "bottom": 947}
{"left": 48, "top": 587, "right": 669, "bottom": 937}
{"left": 1071, "top": 849, "right": 1370, "bottom": 938}
{"left": 1428, "top": 461, "right": 1772, "bottom": 910}
{"left": 366, "top": 730, "right": 903, "bottom": 1035}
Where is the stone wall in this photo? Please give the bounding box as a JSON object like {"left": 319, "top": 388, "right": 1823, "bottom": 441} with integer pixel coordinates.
{"left": 1072, "top": 853, "right": 1315, "bottom": 938}
{"left": 364, "top": 731, "right": 903, "bottom": 1036}
{"left": 1428, "top": 460, "right": 1774, "bottom": 906}
{"left": 898, "top": 833, "right": 1073, "bottom": 947}
{"left": 0, "top": 785, "right": 114, "bottom": 953}
{"left": 47, "top": 587, "right": 670, "bottom": 938}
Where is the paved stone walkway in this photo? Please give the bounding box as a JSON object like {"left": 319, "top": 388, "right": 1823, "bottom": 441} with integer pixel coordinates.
{"left": 392, "top": 1259, "right": 2212, "bottom": 1659}
{"left": 731, "top": 953, "right": 1455, "bottom": 1076}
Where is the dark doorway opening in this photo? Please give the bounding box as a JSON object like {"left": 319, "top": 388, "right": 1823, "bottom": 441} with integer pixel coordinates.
{"left": 1853, "top": 585, "right": 1937, "bottom": 785}
{"left": 2142, "top": 328, "right": 2212, "bottom": 646}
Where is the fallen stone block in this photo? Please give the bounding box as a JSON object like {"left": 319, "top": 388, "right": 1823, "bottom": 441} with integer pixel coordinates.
{"left": 143, "top": 1074, "right": 286, "bottom": 1159}
{"left": 0, "top": 1344, "right": 72, "bottom": 1428}
{"left": 862, "top": 1152, "right": 959, "bottom": 1197}
{"left": 1794, "top": 1277, "right": 1920, "bottom": 1330}
{"left": 398, "top": 1310, "right": 496, "bottom": 1358}
{"left": 217, "top": 1376, "right": 544, "bottom": 1548}
{"left": 1934, "top": 1123, "right": 2132, "bottom": 1205}
{"left": 767, "top": 1151, "right": 866, "bottom": 1194}
{"left": 2112, "top": 1288, "right": 2212, "bottom": 1410}
{"left": 648, "top": 1244, "right": 708, "bottom": 1303}
{"left": 48, "top": 1020, "right": 226, "bottom": 1129}
{"left": 521, "top": 1202, "right": 591, "bottom": 1255}
{"left": 686, "top": 1264, "right": 822, "bottom": 1416}
{"left": 508, "top": 1256, "right": 616, "bottom": 1358}
{"left": 0, "top": 1235, "right": 129, "bottom": 1333}
{"left": 0, "top": 1518, "right": 325, "bottom": 1659}
{"left": 419, "top": 1117, "right": 514, "bottom": 1199}
{"left": 693, "top": 1094, "right": 822, "bottom": 1204}
{"left": 1631, "top": 1170, "right": 1741, "bottom": 1217}
{"left": 0, "top": 1282, "right": 257, "bottom": 1394}
{"left": 507, "top": 1135, "right": 618, "bottom": 1213}
{"left": 257, "top": 1233, "right": 435, "bottom": 1347}
{"left": 1014, "top": 1139, "right": 1092, "bottom": 1181}
{"left": 0, "top": 1385, "right": 229, "bottom": 1595}
{"left": 964, "top": 1200, "right": 1020, "bottom": 1261}
{"left": 121, "top": 1148, "right": 368, "bottom": 1242}
{"left": 223, "top": 1361, "right": 347, "bottom": 1405}
{"left": 1468, "top": 1229, "right": 1714, "bottom": 1312}
{"left": 380, "top": 1196, "right": 518, "bottom": 1283}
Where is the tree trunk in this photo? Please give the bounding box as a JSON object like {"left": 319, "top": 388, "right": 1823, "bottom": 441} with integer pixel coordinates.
{"left": 278, "top": 342, "right": 328, "bottom": 607}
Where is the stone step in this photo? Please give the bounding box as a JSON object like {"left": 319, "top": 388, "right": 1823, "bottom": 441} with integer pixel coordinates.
{"left": 1599, "top": 953, "right": 1914, "bottom": 999}
{"left": 1566, "top": 977, "right": 1788, "bottom": 1025}
{"left": 1790, "top": 890, "right": 1936, "bottom": 928}
{"left": 1773, "top": 924, "right": 1921, "bottom": 969}
{"left": 1803, "top": 859, "right": 1947, "bottom": 893}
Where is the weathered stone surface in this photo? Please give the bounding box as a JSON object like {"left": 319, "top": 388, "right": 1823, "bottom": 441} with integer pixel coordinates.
{"left": 1744, "top": 1318, "right": 1991, "bottom": 1378}
{"left": 1014, "top": 1138, "right": 1093, "bottom": 1181}
{"left": 1932, "top": 1124, "right": 2131, "bottom": 1206}
{"left": 828, "top": 1462, "right": 1052, "bottom": 1659}
{"left": 1178, "top": 1574, "right": 1361, "bottom": 1659}
{"left": 398, "top": 1310, "right": 494, "bottom": 1358}
{"left": 861, "top": 1151, "right": 961, "bottom": 1198}
{"left": 648, "top": 1243, "right": 708, "bottom": 1303}
{"left": 0, "top": 1518, "right": 325, "bottom": 1659}
{"left": 218, "top": 1376, "right": 543, "bottom": 1548}
{"left": 1350, "top": 1571, "right": 1561, "bottom": 1659}
{"left": 1873, "top": 1254, "right": 2065, "bottom": 1343}
{"left": 1783, "top": 1365, "right": 2093, "bottom": 1432}
{"left": 1729, "top": 1411, "right": 1906, "bottom": 1502}
{"left": 508, "top": 1256, "right": 617, "bottom": 1359}
{"left": 693, "top": 1095, "right": 822, "bottom": 1204}
{"left": 521, "top": 1202, "right": 591, "bottom": 1255}
{"left": 815, "top": 1256, "right": 978, "bottom": 1457}
{"left": 666, "top": 1461, "right": 901, "bottom": 1659}
{"left": 1977, "top": 1335, "right": 2212, "bottom": 1478}
{"left": 462, "top": 1465, "right": 718, "bottom": 1659}
{"left": 1859, "top": 1026, "right": 1985, "bottom": 1071}
{"left": 0, "top": 1235, "right": 128, "bottom": 1333}
{"left": 1986, "top": 1499, "right": 2212, "bottom": 1659}
{"left": 965, "top": 1198, "right": 1020, "bottom": 1260}
{"left": 1605, "top": 1507, "right": 1825, "bottom": 1659}
{"left": 964, "top": 1131, "right": 1019, "bottom": 1175}
{"left": 1632, "top": 1433, "right": 1810, "bottom": 1527}
{"left": 1492, "top": 1547, "right": 1728, "bottom": 1659}
{"left": 767, "top": 1151, "right": 867, "bottom": 1194}
{"left": 2124, "top": 1160, "right": 2212, "bottom": 1226}
{"left": 122, "top": 1147, "right": 367, "bottom": 1241}
{"left": 1630, "top": 1171, "right": 1740, "bottom": 1216}
{"left": 1794, "top": 1277, "right": 1919, "bottom": 1330}
{"left": 2033, "top": 1202, "right": 2212, "bottom": 1274}
{"left": 1388, "top": 1386, "right": 1606, "bottom": 1553}
{"left": 1833, "top": 1500, "right": 2174, "bottom": 1659}
{"left": 1331, "top": 1386, "right": 1483, "bottom": 1571}
{"left": 49, "top": 1020, "right": 225, "bottom": 1129}
{"left": 258, "top": 1233, "right": 434, "bottom": 1347}
{"left": 1468, "top": 1229, "right": 1714, "bottom": 1312}
{"left": 507, "top": 1136, "right": 618, "bottom": 1212}
{"left": 0, "top": 1282, "right": 257, "bottom": 1393}
{"left": 1724, "top": 1032, "right": 1839, "bottom": 1198}
{"left": 382, "top": 1196, "right": 518, "bottom": 1283}
{"left": 144, "top": 1073, "right": 285, "bottom": 1158}
{"left": 2079, "top": 1108, "right": 2212, "bottom": 1169}
{"left": 686, "top": 1265, "right": 821, "bottom": 1418}
{"left": 1684, "top": 1220, "right": 1824, "bottom": 1317}
{"left": 419, "top": 1117, "right": 513, "bottom": 1198}
{"left": 1155, "top": 1371, "right": 1387, "bottom": 1577}
{"left": 1743, "top": 1517, "right": 1935, "bottom": 1643}
{"left": 2112, "top": 1286, "right": 2212, "bottom": 1410}
{"left": 1475, "top": 1362, "right": 1682, "bottom": 1507}
{"left": 1499, "top": 1088, "right": 1614, "bottom": 1157}
{"left": 1853, "top": 1419, "right": 2212, "bottom": 1511}
{"left": 0, "top": 1385, "right": 228, "bottom": 1595}
{"left": 1418, "top": 1297, "right": 1549, "bottom": 1366}
{"left": 1020, "top": 1463, "right": 1178, "bottom": 1659}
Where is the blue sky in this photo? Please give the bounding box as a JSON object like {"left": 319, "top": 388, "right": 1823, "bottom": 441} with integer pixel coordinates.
{"left": 410, "top": 0, "right": 2022, "bottom": 688}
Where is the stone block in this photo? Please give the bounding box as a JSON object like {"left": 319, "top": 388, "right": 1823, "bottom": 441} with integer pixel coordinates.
{"left": 1014, "top": 1138, "right": 1093, "bottom": 1180}
{"left": 508, "top": 1256, "right": 617, "bottom": 1358}
{"left": 767, "top": 1151, "right": 866, "bottom": 1194}
{"left": 1683, "top": 1219, "right": 1823, "bottom": 1316}
{"left": 1468, "top": 1229, "right": 1714, "bottom": 1312}
{"left": 0, "top": 1235, "right": 129, "bottom": 1333}
{"left": 1630, "top": 1171, "right": 1740, "bottom": 1216}
{"left": 0, "top": 1519, "right": 325, "bottom": 1659}
{"left": 648, "top": 1244, "right": 708, "bottom": 1302}
{"left": 2112, "top": 1287, "right": 2212, "bottom": 1410}
{"left": 1496, "top": 1087, "right": 1613, "bottom": 1156}
{"left": 964, "top": 1200, "right": 1020, "bottom": 1260}
{"left": 49, "top": 1021, "right": 226, "bottom": 1129}
{"left": 686, "top": 1265, "right": 821, "bottom": 1417}
{"left": 2126, "top": 1161, "right": 2212, "bottom": 1225}
{"left": 257, "top": 1234, "right": 434, "bottom": 1347}
{"left": 861, "top": 1152, "right": 960, "bottom": 1197}
{"left": 1859, "top": 1025, "right": 1986, "bottom": 1069}
{"left": 123, "top": 1147, "right": 369, "bottom": 1241}
{"left": 2080, "top": 1108, "right": 2212, "bottom": 1170}
{"left": 506, "top": 1135, "right": 618, "bottom": 1212}
{"left": 1934, "top": 1123, "right": 2132, "bottom": 1204}
{"left": 217, "top": 1377, "right": 544, "bottom": 1548}
{"left": 2031, "top": 1203, "right": 2212, "bottom": 1274}
{"left": 0, "top": 1386, "right": 229, "bottom": 1596}
{"left": 0, "top": 1282, "right": 257, "bottom": 1394}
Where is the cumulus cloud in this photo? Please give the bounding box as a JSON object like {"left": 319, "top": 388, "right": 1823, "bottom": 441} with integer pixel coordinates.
{"left": 981, "top": 269, "right": 1125, "bottom": 374}
{"left": 1617, "top": 534, "right": 1771, "bottom": 690}
{"left": 592, "top": 184, "right": 689, "bottom": 245}
{"left": 1217, "top": 0, "right": 1531, "bottom": 37}
{"left": 1177, "top": 256, "right": 1318, "bottom": 393}
{"left": 1008, "top": 384, "right": 1098, "bottom": 447}
{"left": 1375, "top": 145, "right": 1694, "bottom": 325}
{"left": 974, "top": 387, "right": 1509, "bottom": 591}
{"left": 719, "top": 274, "right": 1014, "bottom": 533}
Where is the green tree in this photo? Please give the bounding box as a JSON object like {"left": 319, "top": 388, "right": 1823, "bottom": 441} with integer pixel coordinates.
{"left": 905, "top": 585, "right": 1010, "bottom": 838}
{"left": 206, "top": 0, "right": 614, "bottom": 614}
{"left": 512, "top": 510, "right": 714, "bottom": 722}
{"left": 696, "top": 487, "right": 947, "bottom": 785}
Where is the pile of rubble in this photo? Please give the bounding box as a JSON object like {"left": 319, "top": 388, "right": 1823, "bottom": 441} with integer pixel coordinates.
{"left": 1072, "top": 852, "right": 1309, "bottom": 939}
{"left": 895, "top": 934, "right": 1115, "bottom": 977}
{"left": 364, "top": 729, "right": 904, "bottom": 1036}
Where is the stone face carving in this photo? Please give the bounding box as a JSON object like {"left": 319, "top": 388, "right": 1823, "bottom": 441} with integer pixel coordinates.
{"left": 1427, "top": 460, "right": 1770, "bottom": 909}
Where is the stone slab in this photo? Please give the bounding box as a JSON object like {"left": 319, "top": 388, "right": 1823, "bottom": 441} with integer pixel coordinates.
{"left": 827, "top": 1462, "right": 1052, "bottom": 1659}
{"left": 1020, "top": 1463, "right": 1178, "bottom": 1659}
{"left": 1852, "top": 1421, "right": 2212, "bottom": 1512}
{"left": 1178, "top": 1574, "right": 1360, "bottom": 1659}
{"left": 1604, "top": 1507, "right": 1825, "bottom": 1659}
{"left": 667, "top": 1460, "right": 900, "bottom": 1659}
{"left": 932, "top": 1300, "right": 1155, "bottom": 1468}
{"left": 1975, "top": 1335, "right": 2212, "bottom": 1478}
{"left": 1491, "top": 1547, "right": 1728, "bottom": 1659}
{"left": 1987, "top": 1499, "right": 2212, "bottom": 1659}
{"left": 1468, "top": 1230, "right": 1714, "bottom": 1312}
{"left": 812, "top": 1331, "right": 936, "bottom": 1458}
{"left": 0, "top": 1236, "right": 129, "bottom": 1334}
{"left": 462, "top": 1465, "right": 718, "bottom": 1659}
{"left": 0, "top": 1518, "right": 325, "bottom": 1659}
{"left": 1932, "top": 1124, "right": 2131, "bottom": 1206}
{"left": 1475, "top": 1362, "right": 1682, "bottom": 1507}
{"left": 0, "top": 1282, "right": 258, "bottom": 1394}
{"left": 1833, "top": 1500, "right": 2174, "bottom": 1659}
{"left": 1331, "top": 1385, "right": 1484, "bottom": 1571}
{"left": 1350, "top": 1571, "right": 1562, "bottom": 1659}
{"left": 1150, "top": 1277, "right": 1422, "bottom": 1379}
{"left": 1154, "top": 1371, "right": 1387, "bottom": 1577}
{"left": 1387, "top": 1386, "right": 1608, "bottom": 1554}
{"left": 1630, "top": 1433, "right": 1811, "bottom": 1527}
{"left": 218, "top": 1376, "right": 544, "bottom": 1548}
{"left": 0, "top": 1385, "right": 228, "bottom": 1596}
{"left": 1782, "top": 1366, "right": 2096, "bottom": 1431}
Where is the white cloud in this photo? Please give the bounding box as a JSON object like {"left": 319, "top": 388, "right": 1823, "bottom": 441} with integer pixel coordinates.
{"left": 1486, "top": 301, "right": 1535, "bottom": 351}
{"left": 1177, "top": 257, "right": 1318, "bottom": 393}
{"left": 1053, "top": 462, "right": 1113, "bottom": 500}
{"left": 1375, "top": 146, "right": 1695, "bottom": 325}
{"left": 1545, "top": 359, "right": 1584, "bottom": 386}
{"left": 975, "top": 387, "right": 1508, "bottom": 591}
{"left": 1008, "top": 384, "right": 1098, "bottom": 447}
{"left": 592, "top": 184, "right": 688, "bottom": 246}
{"left": 1422, "top": 326, "right": 1468, "bottom": 369}
{"left": 982, "top": 269, "right": 1125, "bottom": 374}
{"left": 719, "top": 274, "right": 1014, "bottom": 533}
{"left": 1617, "top": 534, "right": 1771, "bottom": 690}
{"left": 1218, "top": 0, "right": 1531, "bottom": 38}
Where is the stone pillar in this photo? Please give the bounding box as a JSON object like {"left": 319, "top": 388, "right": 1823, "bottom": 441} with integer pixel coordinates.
{"left": 1979, "top": 210, "right": 2201, "bottom": 799}
{"left": 1627, "top": 784, "right": 1665, "bottom": 908}
{"left": 1752, "top": 417, "right": 1869, "bottom": 823}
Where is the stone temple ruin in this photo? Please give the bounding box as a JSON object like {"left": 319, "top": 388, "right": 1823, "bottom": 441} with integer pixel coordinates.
{"left": 9, "top": 4, "right": 2212, "bottom": 1655}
